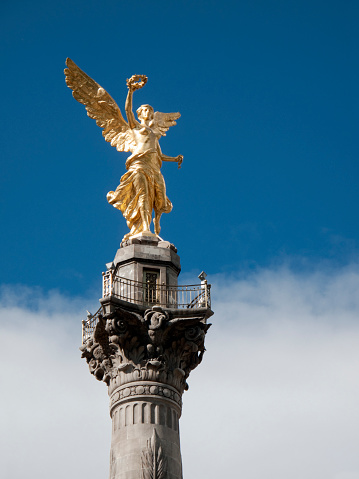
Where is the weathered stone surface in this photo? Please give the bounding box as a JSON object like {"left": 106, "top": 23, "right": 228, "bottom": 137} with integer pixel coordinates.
{"left": 105, "top": 243, "right": 181, "bottom": 292}
{"left": 113, "top": 243, "right": 181, "bottom": 273}
{"left": 110, "top": 407, "right": 182, "bottom": 479}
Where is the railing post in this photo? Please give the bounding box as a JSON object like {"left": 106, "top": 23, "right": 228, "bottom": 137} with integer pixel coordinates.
{"left": 204, "top": 279, "right": 208, "bottom": 307}
{"left": 161, "top": 281, "right": 165, "bottom": 307}
{"left": 102, "top": 270, "right": 113, "bottom": 298}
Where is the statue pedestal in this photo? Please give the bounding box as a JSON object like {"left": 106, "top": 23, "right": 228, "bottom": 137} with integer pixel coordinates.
{"left": 108, "top": 237, "right": 181, "bottom": 289}
{"left": 81, "top": 242, "right": 213, "bottom": 479}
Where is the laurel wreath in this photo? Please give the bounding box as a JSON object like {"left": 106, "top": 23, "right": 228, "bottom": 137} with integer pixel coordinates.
{"left": 126, "top": 74, "right": 148, "bottom": 90}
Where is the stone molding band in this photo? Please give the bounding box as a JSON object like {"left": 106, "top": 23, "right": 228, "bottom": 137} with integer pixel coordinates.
{"left": 109, "top": 381, "right": 182, "bottom": 416}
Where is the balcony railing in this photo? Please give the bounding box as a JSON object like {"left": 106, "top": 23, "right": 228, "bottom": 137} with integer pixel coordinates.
{"left": 82, "top": 274, "right": 211, "bottom": 344}
{"left": 102, "top": 271, "right": 211, "bottom": 310}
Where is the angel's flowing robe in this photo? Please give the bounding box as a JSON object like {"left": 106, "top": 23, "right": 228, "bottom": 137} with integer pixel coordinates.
{"left": 107, "top": 149, "right": 172, "bottom": 237}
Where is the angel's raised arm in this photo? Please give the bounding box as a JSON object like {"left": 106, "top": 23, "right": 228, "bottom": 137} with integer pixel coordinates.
{"left": 125, "top": 87, "right": 137, "bottom": 129}
{"left": 125, "top": 75, "right": 148, "bottom": 129}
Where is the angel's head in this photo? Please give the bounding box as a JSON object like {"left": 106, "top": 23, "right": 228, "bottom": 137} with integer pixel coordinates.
{"left": 136, "top": 104, "right": 154, "bottom": 122}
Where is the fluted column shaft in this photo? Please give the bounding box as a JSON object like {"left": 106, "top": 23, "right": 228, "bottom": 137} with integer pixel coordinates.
{"left": 109, "top": 382, "right": 182, "bottom": 479}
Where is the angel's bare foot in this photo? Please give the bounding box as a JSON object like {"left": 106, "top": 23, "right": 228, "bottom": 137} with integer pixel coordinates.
{"left": 123, "top": 232, "right": 132, "bottom": 241}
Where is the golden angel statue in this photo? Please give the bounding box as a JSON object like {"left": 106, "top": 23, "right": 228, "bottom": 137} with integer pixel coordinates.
{"left": 64, "top": 58, "right": 183, "bottom": 241}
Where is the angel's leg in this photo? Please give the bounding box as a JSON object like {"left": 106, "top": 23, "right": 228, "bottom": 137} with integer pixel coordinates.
{"left": 140, "top": 207, "right": 151, "bottom": 232}
{"left": 153, "top": 211, "right": 161, "bottom": 236}
{"left": 153, "top": 174, "right": 172, "bottom": 236}
{"left": 133, "top": 171, "right": 152, "bottom": 232}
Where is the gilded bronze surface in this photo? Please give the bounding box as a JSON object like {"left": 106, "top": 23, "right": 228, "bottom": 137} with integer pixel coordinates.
{"left": 64, "top": 59, "right": 183, "bottom": 240}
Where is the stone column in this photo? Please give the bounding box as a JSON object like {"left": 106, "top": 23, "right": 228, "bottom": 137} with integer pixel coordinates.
{"left": 81, "top": 237, "right": 212, "bottom": 479}
{"left": 81, "top": 305, "right": 211, "bottom": 479}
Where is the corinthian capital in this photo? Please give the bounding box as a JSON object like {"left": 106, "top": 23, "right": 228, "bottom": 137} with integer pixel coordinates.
{"left": 80, "top": 306, "right": 211, "bottom": 394}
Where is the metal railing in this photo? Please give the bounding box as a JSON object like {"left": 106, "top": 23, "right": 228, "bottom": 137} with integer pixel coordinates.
{"left": 82, "top": 307, "right": 102, "bottom": 344}
{"left": 82, "top": 275, "right": 211, "bottom": 344}
{"left": 102, "top": 271, "right": 211, "bottom": 309}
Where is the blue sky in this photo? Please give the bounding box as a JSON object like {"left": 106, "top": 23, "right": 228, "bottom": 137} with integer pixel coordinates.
{"left": 1, "top": 3, "right": 359, "bottom": 478}
{"left": 1, "top": 0, "right": 358, "bottom": 295}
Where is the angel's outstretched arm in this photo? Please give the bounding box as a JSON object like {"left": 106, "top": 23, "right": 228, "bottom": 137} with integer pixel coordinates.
{"left": 163, "top": 154, "right": 183, "bottom": 169}
{"left": 157, "top": 145, "right": 183, "bottom": 168}
{"left": 125, "top": 86, "right": 137, "bottom": 129}
{"left": 162, "top": 154, "right": 183, "bottom": 162}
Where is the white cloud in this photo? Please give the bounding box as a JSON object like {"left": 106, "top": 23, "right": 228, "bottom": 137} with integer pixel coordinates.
{"left": 0, "top": 289, "right": 109, "bottom": 479}
{"left": 182, "top": 265, "right": 359, "bottom": 479}
{"left": 1, "top": 265, "right": 359, "bottom": 479}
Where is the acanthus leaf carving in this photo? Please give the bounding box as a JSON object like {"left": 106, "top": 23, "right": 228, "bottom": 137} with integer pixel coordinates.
{"left": 141, "top": 430, "right": 167, "bottom": 479}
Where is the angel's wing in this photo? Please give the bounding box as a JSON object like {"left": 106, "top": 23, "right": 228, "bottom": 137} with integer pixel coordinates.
{"left": 64, "top": 58, "right": 136, "bottom": 152}
{"left": 152, "top": 111, "right": 181, "bottom": 137}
